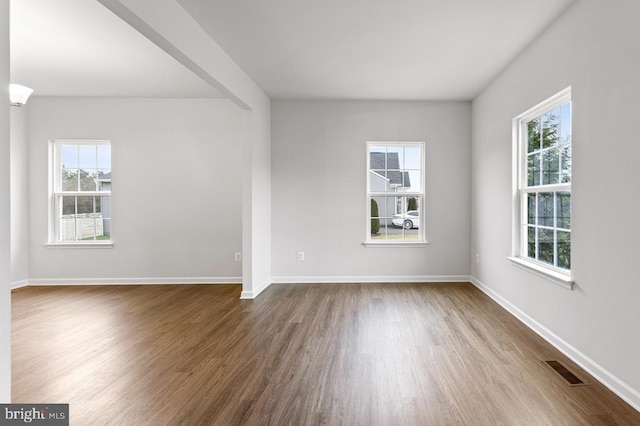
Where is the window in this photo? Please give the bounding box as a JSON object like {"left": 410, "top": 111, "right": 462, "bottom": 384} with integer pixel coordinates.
{"left": 366, "top": 142, "right": 426, "bottom": 246}
{"left": 49, "top": 141, "right": 112, "bottom": 244}
{"left": 511, "top": 88, "right": 572, "bottom": 285}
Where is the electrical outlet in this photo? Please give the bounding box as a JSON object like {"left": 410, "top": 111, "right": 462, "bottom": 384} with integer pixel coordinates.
{"left": 234, "top": 252, "right": 242, "bottom": 262}
{"left": 475, "top": 253, "right": 480, "bottom": 264}
{"left": 297, "top": 251, "right": 305, "bottom": 261}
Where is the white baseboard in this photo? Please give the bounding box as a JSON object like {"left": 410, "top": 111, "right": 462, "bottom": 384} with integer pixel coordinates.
{"left": 26, "top": 277, "right": 242, "bottom": 286}
{"left": 239, "top": 275, "right": 470, "bottom": 299}
{"left": 10, "top": 280, "right": 29, "bottom": 290}
{"left": 470, "top": 276, "right": 640, "bottom": 413}
{"left": 240, "top": 278, "right": 271, "bottom": 299}
{"left": 271, "top": 275, "right": 471, "bottom": 284}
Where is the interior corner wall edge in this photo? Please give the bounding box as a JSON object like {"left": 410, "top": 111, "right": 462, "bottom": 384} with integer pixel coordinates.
{"left": 470, "top": 0, "right": 640, "bottom": 401}
{"left": 271, "top": 100, "right": 471, "bottom": 279}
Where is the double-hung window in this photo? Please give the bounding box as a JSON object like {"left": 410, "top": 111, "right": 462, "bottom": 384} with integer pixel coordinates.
{"left": 511, "top": 88, "right": 572, "bottom": 286}
{"left": 366, "top": 142, "right": 426, "bottom": 246}
{"left": 49, "top": 141, "right": 112, "bottom": 245}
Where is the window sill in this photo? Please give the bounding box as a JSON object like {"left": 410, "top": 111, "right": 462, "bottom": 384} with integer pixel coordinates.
{"left": 45, "top": 242, "right": 114, "bottom": 249}
{"left": 363, "top": 241, "right": 429, "bottom": 248}
{"left": 507, "top": 256, "right": 573, "bottom": 290}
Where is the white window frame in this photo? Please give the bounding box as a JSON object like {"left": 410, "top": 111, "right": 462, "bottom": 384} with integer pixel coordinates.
{"left": 46, "top": 140, "right": 113, "bottom": 248}
{"left": 509, "top": 87, "right": 573, "bottom": 288}
{"left": 364, "top": 141, "right": 427, "bottom": 248}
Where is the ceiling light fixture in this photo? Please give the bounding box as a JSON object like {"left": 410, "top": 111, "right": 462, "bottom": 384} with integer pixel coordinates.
{"left": 9, "top": 84, "right": 34, "bottom": 107}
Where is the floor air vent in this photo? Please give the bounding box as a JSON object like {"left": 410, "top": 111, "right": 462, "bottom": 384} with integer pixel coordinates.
{"left": 544, "top": 360, "right": 586, "bottom": 386}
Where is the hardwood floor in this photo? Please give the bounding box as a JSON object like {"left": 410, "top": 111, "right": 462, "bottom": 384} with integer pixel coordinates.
{"left": 11, "top": 283, "right": 640, "bottom": 425}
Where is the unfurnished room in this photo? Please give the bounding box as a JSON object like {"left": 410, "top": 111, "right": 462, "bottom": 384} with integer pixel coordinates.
{"left": 1, "top": 0, "right": 640, "bottom": 424}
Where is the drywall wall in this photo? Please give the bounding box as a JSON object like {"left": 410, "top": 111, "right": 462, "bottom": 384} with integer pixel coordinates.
{"left": 27, "top": 98, "right": 243, "bottom": 282}
{"left": 0, "top": 0, "right": 10, "bottom": 403}
{"left": 272, "top": 100, "right": 471, "bottom": 281}
{"left": 10, "top": 106, "right": 28, "bottom": 287}
{"left": 98, "top": 0, "right": 272, "bottom": 298}
{"left": 471, "top": 0, "right": 640, "bottom": 408}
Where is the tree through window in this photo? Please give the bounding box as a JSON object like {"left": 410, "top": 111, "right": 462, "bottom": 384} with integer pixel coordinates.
{"left": 515, "top": 89, "right": 571, "bottom": 272}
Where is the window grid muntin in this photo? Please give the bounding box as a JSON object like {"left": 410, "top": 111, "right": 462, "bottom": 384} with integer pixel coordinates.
{"left": 369, "top": 195, "right": 423, "bottom": 241}
{"left": 516, "top": 90, "right": 571, "bottom": 273}
{"left": 51, "top": 140, "right": 111, "bottom": 243}
{"left": 366, "top": 141, "right": 425, "bottom": 243}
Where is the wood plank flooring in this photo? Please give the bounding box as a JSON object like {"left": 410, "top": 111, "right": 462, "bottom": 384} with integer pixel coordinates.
{"left": 11, "top": 283, "right": 640, "bottom": 425}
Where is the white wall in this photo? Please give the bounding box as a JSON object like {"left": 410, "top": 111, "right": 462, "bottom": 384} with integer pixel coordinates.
{"left": 27, "top": 98, "right": 243, "bottom": 282}
{"left": 10, "top": 106, "right": 28, "bottom": 287}
{"left": 0, "top": 0, "right": 10, "bottom": 403}
{"left": 98, "top": 0, "right": 272, "bottom": 298}
{"left": 471, "top": 0, "right": 640, "bottom": 409}
{"left": 272, "top": 100, "right": 471, "bottom": 281}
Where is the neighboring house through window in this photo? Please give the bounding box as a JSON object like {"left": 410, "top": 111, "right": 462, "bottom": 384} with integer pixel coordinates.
{"left": 366, "top": 142, "right": 425, "bottom": 245}
{"left": 510, "top": 87, "right": 572, "bottom": 286}
{"left": 49, "top": 141, "right": 112, "bottom": 244}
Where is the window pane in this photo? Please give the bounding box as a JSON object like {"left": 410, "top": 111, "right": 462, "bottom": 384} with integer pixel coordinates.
{"left": 369, "top": 147, "right": 387, "bottom": 169}
{"left": 556, "top": 192, "right": 570, "bottom": 229}
{"left": 387, "top": 147, "right": 402, "bottom": 169}
{"left": 78, "top": 145, "right": 97, "bottom": 168}
{"left": 61, "top": 169, "right": 78, "bottom": 191}
{"left": 393, "top": 198, "right": 421, "bottom": 230}
{"left": 97, "top": 145, "right": 111, "bottom": 169}
{"left": 62, "top": 196, "right": 75, "bottom": 215}
{"left": 404, "top": 146, "right": 421, "bottom": 169}
{"left": 527, "top": 118, "right": 540, "bottom": 153}
{"left": 527, "top": 153, "right": 540, "bottom": 186}
{"left": 371, "top": 221, "right": 388, "bottom": 240}
{"left": 404, "top": 227, "right": 419, "bottom": 240}
{"left": 406, "top": 196, "right": 419, "bottom": 213}
{"left": 380, "top": 222, "right": 388, "bottom": 239}
{"left": 371, "top": 197, "right": 382, "bottom": 237}
{"left": 77, "top": 196, "right": 94, "bottom": 214}
{"left": 59, "top": 219, "right": 76, "bottom": 241}
{"left": 557, "top": 231, "right": 571, "bottom": 269}
{"left": 405, "top": 170, "right": 420, "bottom": 192}
{"left": 560, "top": 145, "right": 571, "bottom": 183}
{"left": 53, "top": 142, "right": 112, "bottom": 243}
{"left": 542, "top": 109, "right": 559, "bottom": 149}
{"left": 102, "top": 219, "right": 112, "bottom": 240}
{"left": 378, "top": 197, "right": 397, "bottom": 223}
{"left": 97, "top": 170, "right": 112, "bottom": 192}
{"left": 367, "top": 142, "right": 424, "bottom": 243}
{"left": 527, "top": 226, "right": 536, "bottom": 259}
{"left": 100, "top": 195, "right": 111, "bottom": 219}
{"left": 387, "top": 171, "right": 404, "bottom": 190}
{"left": 538, "top": 192, "right": 554, "bottom": 227}
{"left": 60, "top": 145, "right": 78, "bottom": 168}
{"left": 560, "top": 102, "right": 571, "bottom": 144}
{"left": 538, "top": 228, "right": 554, "bottom": 265}
{"left": 78, "top": 217, "right": 98, "bottom": 240}
{"left": 80, "top": 169, "right": 97, "bottom": 191}
{"left": 367, "top": 195, "right": 423, "bottom": 240}
{"left": 527, "top": 194, "right": 536, "bottom": 225}
{"left": 519, "top": 92, "right": 571, "bottom": 272}
{"left": 542, "top": 148, "right": 559, "bottom": 185}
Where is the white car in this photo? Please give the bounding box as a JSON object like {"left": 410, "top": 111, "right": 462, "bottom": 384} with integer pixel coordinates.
{"left": 392, "top": 210, "right": 420, "bottom": 229}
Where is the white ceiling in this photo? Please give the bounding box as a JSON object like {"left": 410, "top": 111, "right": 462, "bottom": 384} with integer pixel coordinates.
{"left": 10, "top": 0, "right": 222, "bottom": 98}
{"left": 178, "top": 0, "right": 574, "bottom": 100}
{"left": 10, "top": 0, "right": 575, "bottom": 101}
